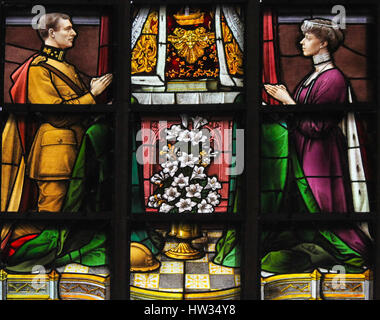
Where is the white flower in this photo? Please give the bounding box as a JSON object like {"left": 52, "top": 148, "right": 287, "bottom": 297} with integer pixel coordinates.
{"left": 206, "top": 191, "right": 220, "bottom": 206}
{"left": 189, "top": 130, "right": 208, "bottom": 146}
{"left": 161, "top": 145, "right": 179, "bottom": 161}
{"left": 191, "top": 166, "right": 206, "bottom": 180}
{"left": 175, "top": 198, "right": 197, "bottom": 213}
{"left": 150, "top": 171, "right": 168, "bottom": 185}
{"left": 159, "top": 203, "right": 174, "bottom": 213}
{"left": 163, "top": 186, "right": 181, "bottom": 202}
{"left": 185, "top": 183, "right": 203, "bottom": 198}
{"left": 180, "top": 114, "right": 189, "bottom": 128}
{"left": 192, "top": 116, "right": 208, "bottom": 129}
{"left": 197, "top": 199, "right": 214, "bottom": 213}
{"left": 165, "top": 125, "right": 182, "bottom": 140}
{"left": 199, "top": 149, "right": 218, "bottom": 167}
{"left": 204, "top": 177, "right": 222, "bottom": 190}
{"left": 172, "top": 173, "right": 189, "bottom": 189}
{"left": 148, "top": 194, "right": 163, "bottom": 208}
{"left": 178, "top": 152, "right": 199, "bottom": 168}
{"left": 177, "top": 130, "right": 192, "bottom": 143}
{"left": 161, "top": 160, "right": 178, "bottom": 177}
{"left": 200, "top": 155, "right": 211, "bottom": 167}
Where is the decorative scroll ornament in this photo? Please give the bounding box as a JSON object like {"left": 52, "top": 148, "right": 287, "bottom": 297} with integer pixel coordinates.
{"left": 168, "top": 27, "right": 216, "bottom": 64}
{"left": 131, "top": 35, "right": 158, "bottom": 74}
{"left": 224, "top": 41, "right": 243, "bottom": 75}
{"left": 131, "top": 11, "right": 158, "bottom": 74}
{"left": 221, "top": 20, "right": 243, "bottom": 76}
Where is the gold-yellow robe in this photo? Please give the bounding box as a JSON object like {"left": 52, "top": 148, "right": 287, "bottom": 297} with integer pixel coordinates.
{"left": 27, "top": 54, "right": 96, "bottom": 181}
{"left": 26, "top": 53, "right": 96, "bottom": 211}
{"left": 27, "top": 55, "right": 95, "bottom": 105}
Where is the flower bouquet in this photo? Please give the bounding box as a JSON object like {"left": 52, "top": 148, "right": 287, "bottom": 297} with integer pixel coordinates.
{"left": 147, "top": 115, "right": 222, "bottom": 214}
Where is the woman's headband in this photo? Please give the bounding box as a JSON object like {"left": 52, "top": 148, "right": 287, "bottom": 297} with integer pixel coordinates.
{"left": 302, "top": 20, "right": 340, "bottom": 30}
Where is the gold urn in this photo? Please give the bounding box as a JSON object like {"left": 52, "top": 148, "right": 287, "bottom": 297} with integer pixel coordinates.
{"left": 164, "top": 222, "right": 205, "bottom": 260}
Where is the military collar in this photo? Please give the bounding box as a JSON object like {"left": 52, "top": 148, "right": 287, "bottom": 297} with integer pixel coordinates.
{"left": 40, "top": 45, "right": 66, "bottom": 62}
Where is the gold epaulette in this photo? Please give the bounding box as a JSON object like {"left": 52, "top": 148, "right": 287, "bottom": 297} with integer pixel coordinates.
{"left": 31, "top": 55, "right": 48, "bottom": 66}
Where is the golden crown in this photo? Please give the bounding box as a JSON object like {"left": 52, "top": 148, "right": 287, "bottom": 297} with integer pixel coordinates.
{"left": 173, "top": 10, "right": 204, "bottom": 25}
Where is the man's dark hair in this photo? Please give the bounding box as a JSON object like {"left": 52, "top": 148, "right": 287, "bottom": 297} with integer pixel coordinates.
{"left": 37, "top": 12, "right": 71, "bottom": 40}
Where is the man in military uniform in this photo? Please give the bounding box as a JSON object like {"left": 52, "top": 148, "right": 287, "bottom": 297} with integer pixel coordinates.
{"left": 4, "top": 12, "right": 159, "bottom": 273}
{"left": 12, "top": 12, "right": 112, "bottom": 212}
{"left": 0, "top": 12, "right": 115, "bottom": 273}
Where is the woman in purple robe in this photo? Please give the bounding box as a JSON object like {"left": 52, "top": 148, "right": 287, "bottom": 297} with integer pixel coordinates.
{"left": 262, "top": 18, "right": 373, "bottom": 273}
{"left": 292, "top": 64, "right": 351, "bottom": 212}
{"left": 265, "top": 19, "right": 351, "bottom": 213}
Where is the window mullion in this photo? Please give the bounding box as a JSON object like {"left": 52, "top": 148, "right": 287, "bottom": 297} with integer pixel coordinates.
{"left": 373, "top": 2, "right": 380, "bottom": 301}
{"left": 242, "top": 0, "right": 261, "bottom": 300}
{"left": 111, "top": 0, "right": 130, "bottom": 300}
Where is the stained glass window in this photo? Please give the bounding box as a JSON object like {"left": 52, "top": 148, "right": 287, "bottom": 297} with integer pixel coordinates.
{"left": 260, "top": 113, "right": 376, "bottom": 215}
{"left": 0, "top": 221, "right": 110, "bottom": 300}
{"left": 129, "top": 4, "right": 244, "bottom": 300}
{"left": 1, "top": 0, "right": 380, "bottom": 304}
{"left": 2, "top": 112, "right": 114, "bottom": 213}
{"left": 131, "top": 5, "right": 244, "bottom": 105}
{"left": 259, "top": 4, "right": 377, "bottom": 300}
{"left": 130, "top": 223, "right": 241, "bottom": 300}
{"left": 2, "top": 8, "right": 114, "bottom": 213}
{"left": 4, "top": 13, "right": 113, "bottom": 105}
{"left": 131, "top": 114, "right": 241, "bottom": 214}
{"left": 1, "top": 4, "right": 114, "bottom": 301}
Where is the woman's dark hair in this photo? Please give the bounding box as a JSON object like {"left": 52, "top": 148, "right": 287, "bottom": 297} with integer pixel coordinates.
{"left": 301, "top": 18, "right": 345, "bottom": 53}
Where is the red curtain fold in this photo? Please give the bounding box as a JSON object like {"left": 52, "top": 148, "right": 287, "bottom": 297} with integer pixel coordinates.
{"left": 262, "top": 10, "right": 274, "bottom": 41}
{"left": 98, "top": 15, "right": 111, "bottom": 76}
{"left": 262, "top": 9, "right": 280, "bottom": 105}
{"left": 97, "top": 15, "right": 111, "bottom": 104}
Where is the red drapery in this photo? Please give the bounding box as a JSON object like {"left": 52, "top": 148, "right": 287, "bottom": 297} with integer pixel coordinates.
{"left": 262, "top": 9, "right": 280, "bottom": 105}
{"left": 97, "top": 15, "right": 111, "bottom": 103}
{"left": 98, "top": 15, "right": 111, "bottom": 75}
